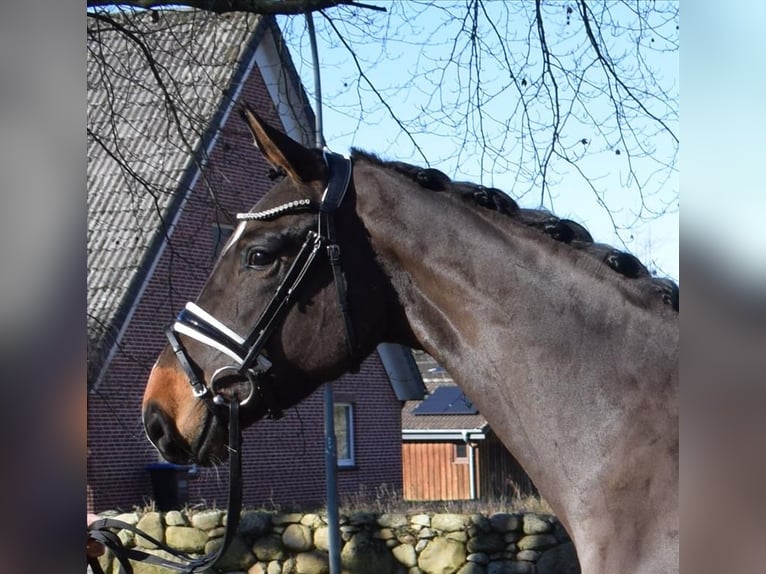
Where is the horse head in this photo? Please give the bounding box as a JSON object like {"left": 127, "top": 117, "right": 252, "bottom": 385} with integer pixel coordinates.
{"left": 141, "top": 105, "right": 396, "bottom": 465}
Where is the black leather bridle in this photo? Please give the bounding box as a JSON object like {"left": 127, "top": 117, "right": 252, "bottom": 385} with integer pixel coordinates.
{"left": 167, "top": 150, "right": 356, "bottom": 418}
{"left": 87, "top": 151, "right": 357, "bottom": 574}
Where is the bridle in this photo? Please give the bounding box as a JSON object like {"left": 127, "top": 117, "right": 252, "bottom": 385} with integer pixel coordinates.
{"left": 166, "top": 149, "right": 356, "bottom": 418}
{"left": 87, "top": 150, "right": 356, "bottom": 574}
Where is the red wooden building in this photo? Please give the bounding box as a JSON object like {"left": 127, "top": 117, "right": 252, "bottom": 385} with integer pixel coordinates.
{"left": 87, "top": 9, "right": 424, "bottom": 513}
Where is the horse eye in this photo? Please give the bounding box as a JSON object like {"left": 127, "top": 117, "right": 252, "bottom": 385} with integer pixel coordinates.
{"left": 245, "top": 248, "right": 275, "bottom": 269}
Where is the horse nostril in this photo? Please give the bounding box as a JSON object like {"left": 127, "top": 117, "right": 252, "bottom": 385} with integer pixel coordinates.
{"left": 143, "top": 402, "right": 189, "bottom": 464}
{"left": 143, "top": 402, "right": 168, "bottom": 446}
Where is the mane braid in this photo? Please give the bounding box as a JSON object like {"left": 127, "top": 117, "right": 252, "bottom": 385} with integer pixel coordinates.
{"left": 351, "top": 149, "right": 679, "bottom": 311}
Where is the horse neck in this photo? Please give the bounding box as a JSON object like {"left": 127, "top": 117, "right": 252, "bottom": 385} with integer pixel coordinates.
{"left": 354, "top": 163, "right": 678, "bottom": 536}
{"left": 355, "top": 165, "right": 676, "bottom": 369}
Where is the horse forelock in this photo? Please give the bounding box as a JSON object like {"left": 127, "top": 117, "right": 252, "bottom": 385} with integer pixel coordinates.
{"left": 350, "top": 149, "right": 678, "bottom": 312}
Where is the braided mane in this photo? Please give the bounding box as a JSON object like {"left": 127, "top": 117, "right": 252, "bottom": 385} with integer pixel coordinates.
{"left": 350, "top": 149, "right": 678, "bottom": 311}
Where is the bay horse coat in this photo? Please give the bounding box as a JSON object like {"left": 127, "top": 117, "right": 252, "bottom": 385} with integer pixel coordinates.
{"left": 143, "top": 106, "right": 678, "bottom": 574}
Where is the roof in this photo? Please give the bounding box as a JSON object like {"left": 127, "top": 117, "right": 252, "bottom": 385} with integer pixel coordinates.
{"left": 412, "top": 386, "right": 478, "bottom": 415}
{"left": 402, "top": 350, "right": 489, "bottom": 439}
{"left": 376, "top": 343, "right": 427, "bottom": 401}
{"left": 87, "top": 10, "right": 267, "bottom": 381}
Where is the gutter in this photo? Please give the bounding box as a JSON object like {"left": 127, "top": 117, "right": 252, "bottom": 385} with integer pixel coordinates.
{"left": 401, "top": 428, "right": 487, "bottom": 442}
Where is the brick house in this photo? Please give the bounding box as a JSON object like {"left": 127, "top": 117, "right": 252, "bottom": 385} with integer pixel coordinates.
{"left": 87, "top": 10, "right": 424, "bottom": 513}
{"left": 402, "top": 350, "right": 536, "bottom": 501}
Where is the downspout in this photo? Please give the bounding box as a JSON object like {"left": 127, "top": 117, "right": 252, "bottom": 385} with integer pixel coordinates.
{"left": 462, "top": 430, "right": 477, "bottom": 500}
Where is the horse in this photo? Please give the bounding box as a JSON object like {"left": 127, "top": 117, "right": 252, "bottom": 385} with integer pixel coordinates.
{"left": 142, "top": 104, "right": 678, "bottom": 574}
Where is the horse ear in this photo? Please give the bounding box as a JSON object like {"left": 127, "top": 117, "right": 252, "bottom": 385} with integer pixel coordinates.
{"left": 240, "top": 103, "right": 326, "bottom": 184}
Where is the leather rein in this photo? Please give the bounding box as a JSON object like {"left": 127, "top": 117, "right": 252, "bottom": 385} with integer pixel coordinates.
{"left": 87, "top": 399, "right": 243, "bottom": 574}
{"left": 87, "top": 151, "right": 356, "bottom": 573}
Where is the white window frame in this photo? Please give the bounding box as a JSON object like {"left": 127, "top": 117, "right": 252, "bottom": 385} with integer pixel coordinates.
{"left": 334, "top": 402, "right": 355, "bottom": 468}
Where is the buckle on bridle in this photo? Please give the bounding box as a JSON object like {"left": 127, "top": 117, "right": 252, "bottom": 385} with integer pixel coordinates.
{"left": 327, "top": 243, "right": 341, "bottom": 262}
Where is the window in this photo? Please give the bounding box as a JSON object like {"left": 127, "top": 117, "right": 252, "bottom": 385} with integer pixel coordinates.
{"left": 454, "top": 442, "right": 469, "bottom": 464}
{"left": 334, "top": 402, "right": 355, "bottom": 468}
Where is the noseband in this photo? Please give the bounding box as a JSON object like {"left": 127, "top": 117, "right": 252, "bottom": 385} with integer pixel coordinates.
{"left": 166, "top": 150, "right": 356, "bottom": 417}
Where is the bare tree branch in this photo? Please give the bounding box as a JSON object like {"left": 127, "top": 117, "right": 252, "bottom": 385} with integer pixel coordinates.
{"left": 534, "top": 0, "right": 560, "bottom": 206}
{"left": 319, "top": 9, "right": 430, "bottom": 164}
{"left": 88, "top": 1, "right": 678, "bottom": 288}
{"left": 86, "top": 0, "right": 385, "bottom": 14}
{"left": 578, "top": 0, "right": 678, "bottom": 144}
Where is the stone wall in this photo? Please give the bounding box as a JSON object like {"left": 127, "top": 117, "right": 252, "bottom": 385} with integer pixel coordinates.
{"left": 92, "top": 508, "right": 579, "bottom": 574}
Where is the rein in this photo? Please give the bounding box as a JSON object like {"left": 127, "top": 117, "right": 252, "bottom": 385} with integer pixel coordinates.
{"left": 87, "top": 150, "right": 355, "bottom": 573}
{"left": 87, "top": 399, "right": 243, "bottom": 574}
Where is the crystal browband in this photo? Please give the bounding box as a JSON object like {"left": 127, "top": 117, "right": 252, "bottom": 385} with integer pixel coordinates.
{"left": 236, "top": 198, "right": 316, "bottom": 221}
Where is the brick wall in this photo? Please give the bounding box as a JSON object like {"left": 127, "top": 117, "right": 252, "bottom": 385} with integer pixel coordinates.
{"left": 87, "top": 48, "right": 403, "bottom": 512}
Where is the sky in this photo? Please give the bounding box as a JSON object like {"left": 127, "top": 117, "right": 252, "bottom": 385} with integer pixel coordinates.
{"left": 275, "top": 1, "right": 680, "bottom": 282}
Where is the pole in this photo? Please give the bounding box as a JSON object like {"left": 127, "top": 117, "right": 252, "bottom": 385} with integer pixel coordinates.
{"left": 305, "top": 11, "right": 325, "bottom": 149}
{"left": 305, "top": 11, "right": 340, "bottom": 574}
{"left": 323, "top": 383, "right": 342, "bottom": 574}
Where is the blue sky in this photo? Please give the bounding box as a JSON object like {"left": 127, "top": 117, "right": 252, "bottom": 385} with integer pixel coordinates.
{"left": 276, "top": 2, "right": 680, "bottom": 282}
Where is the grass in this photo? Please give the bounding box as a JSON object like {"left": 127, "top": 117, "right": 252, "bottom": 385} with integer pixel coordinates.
{"left": 122, "top": 484, "right": 554, "bottom": 519}
{"left": 336, "top": 483, "right": 554, "bottom": 516}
